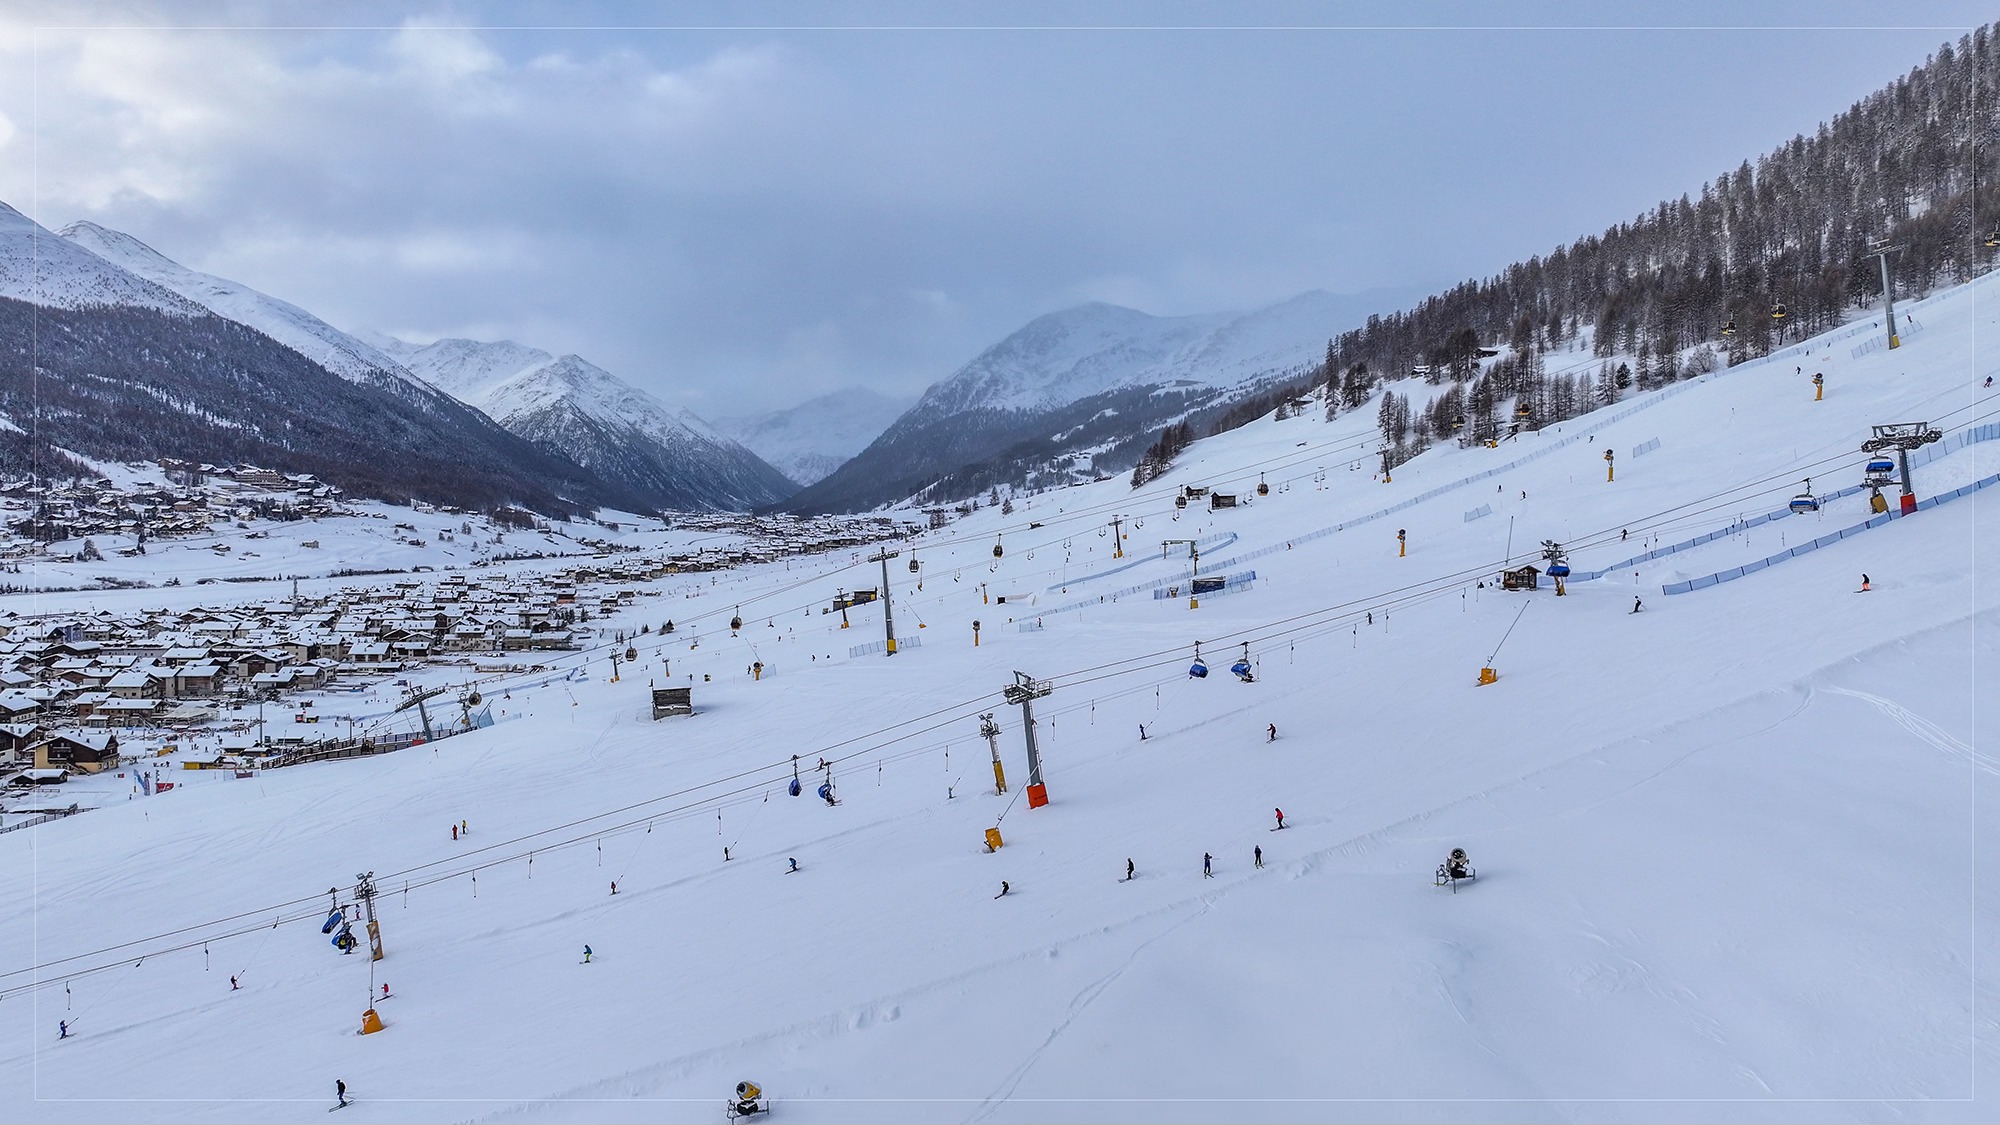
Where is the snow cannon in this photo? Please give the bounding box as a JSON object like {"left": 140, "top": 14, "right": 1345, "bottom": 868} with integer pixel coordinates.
{"left": 1435, "top": 848, "right": 1476, "bottom": 893}
{"left": 728, "top": 1081, "right": 769, "bottom": 1120}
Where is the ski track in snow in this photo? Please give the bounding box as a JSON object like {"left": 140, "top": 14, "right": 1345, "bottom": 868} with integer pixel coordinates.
{"left": 1815, "top": 686, "right": 1995, "bottom": 776}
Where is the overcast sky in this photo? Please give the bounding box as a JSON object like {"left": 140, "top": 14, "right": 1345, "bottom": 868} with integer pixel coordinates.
{"left": 0, "top": 1, "right": 1988, "bottom": 417}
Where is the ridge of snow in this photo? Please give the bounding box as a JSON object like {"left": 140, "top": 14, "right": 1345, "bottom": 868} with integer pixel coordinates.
{"left": 0, "top": 202, "right": 204, "bottom": 315}
{"left": 56, "top": 220, "right": 425, "bottom": 389}
{"left": 716, "top": 388, "right": 915, "bottom": 486}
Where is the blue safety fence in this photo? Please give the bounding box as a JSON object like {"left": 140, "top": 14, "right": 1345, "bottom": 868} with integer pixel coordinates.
{"left": 1575, "top": 421, "right": 2000, "bottom": 584}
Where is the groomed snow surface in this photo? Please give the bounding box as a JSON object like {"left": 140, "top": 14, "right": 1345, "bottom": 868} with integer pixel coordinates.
{"left": 2, "top": 276, "right": 1996, "bottom": 1124}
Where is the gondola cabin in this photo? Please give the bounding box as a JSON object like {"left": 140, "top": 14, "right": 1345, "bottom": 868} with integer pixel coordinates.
{"left": 1499, "top": 565, "right": 1541, "bottom": 591}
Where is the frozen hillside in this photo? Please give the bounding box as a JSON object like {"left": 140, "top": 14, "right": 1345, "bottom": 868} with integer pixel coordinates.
{"left": 58, "top": 222, "right": 426, "bottom": 393}
{"left": 390, "top": 338, "right": 798, "bottom": 511}
{"left": 715, "top": 388, "right": 914, "bottom": 486}
{"left": 0, "top": 271, "right": 1991, "bottom": 1123}
{"left": 0, "top": 203, "right": 200, "bottom": 315}
{"left": 785, "top": 286, "right": 1420, "bottom": 513}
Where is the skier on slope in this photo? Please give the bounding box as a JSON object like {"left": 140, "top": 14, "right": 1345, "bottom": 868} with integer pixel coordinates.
{"left": 336, "top": 1080, "right": 348, "bottom": 1108}
{"left": 1632, "top": 597, "right": 1643, "bottom": 614}
{"left": 1125, "top": 858, "right": 1135, "bottom": 881}
{"left": 1255, "top": 845, "right": 1263, "bottom": 869}
{"left": 582, "top": 945, "right": 592, "bottom": 964}
{"left": 1267, "top": 724, "right": 1277, "bottom": 742}
{"left": 1861, "top": 573, "right": 1871, "bottom": 592}
{"left": 788, "top": 857, "right": 799, "bottom": 873}
{"left": 58, "top": 1020, "right": 69, "bottom": 1039}
{"left": 1203, "top": 853, "right": 1214, "bottom": 878}
{"left": 1274, "top": 808, "right": 1285, "bottom": 829}
{"left": 995, "top": 881, "right": 1010, "bottom": 898}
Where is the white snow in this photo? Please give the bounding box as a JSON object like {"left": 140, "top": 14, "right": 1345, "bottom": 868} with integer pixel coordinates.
{"left": 0, "top": 273, "right": 1993, "bottom": 1124}
{"left": 920, "top": 288, "right": 1415, "bottom": 417}
{"left": 56, "top": 222, "right": 427, "bottom": 390}
{"left": 387, "top": 338, "right": 756, "bottom": 464}
{"left": 0, "top": 204, "right": 202, "bottom": 316}
{"left": 715, "top": 389, "right": 915, "bottom": 486}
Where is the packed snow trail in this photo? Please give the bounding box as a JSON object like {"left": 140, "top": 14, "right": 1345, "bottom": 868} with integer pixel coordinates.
{"left": 1, "top": 275, "right": 1995, "bottom": 1123}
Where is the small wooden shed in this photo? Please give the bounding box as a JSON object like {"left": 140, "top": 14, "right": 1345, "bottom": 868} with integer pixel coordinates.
{"left": 1500, "top": 565, "right": 1541, "bottom": 591}
{"left": 651, "top": 687, "right": 693, "bottom": 720}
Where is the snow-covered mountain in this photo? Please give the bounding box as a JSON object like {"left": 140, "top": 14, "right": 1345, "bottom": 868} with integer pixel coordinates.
{"left": 785, "top": 286, "right": 1424, "bottom": 513}
{"left": 58, "top": 221, "right": 428, "bottom": 396}
{"left": 0, "top": 203, "right": 202, "bottom": 315}
{"left": 383, "top": 337, "right": 799, "bottom": 511}
{"left": 714, "top": 388, "right": 913, "bottom": 487}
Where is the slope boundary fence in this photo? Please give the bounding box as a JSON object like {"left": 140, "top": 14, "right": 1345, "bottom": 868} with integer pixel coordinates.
{"left": 1661, "top": 421, "right": 1999, "bottom": 595}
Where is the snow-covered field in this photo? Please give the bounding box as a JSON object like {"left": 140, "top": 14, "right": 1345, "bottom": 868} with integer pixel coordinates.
{"left": 1, "top": 275, "right": 1994, "bottom": 1124}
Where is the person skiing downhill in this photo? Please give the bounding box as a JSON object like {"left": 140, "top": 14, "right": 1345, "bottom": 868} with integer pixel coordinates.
{"left": 788, "top": 857, "right": 799, "bottom": 873}
{"left": 995, "top": 881, "right": 1010, "bottom": 898}
{"left": 230, "top": 975, "right": 239, "bottom": 991}
{"left": 1267, "top": 724, "right": 1277, "bottom": 742}
{"left": 1632, "top": 597, "right": 1643, "bottom": 613}
{"left": 1255, "top": 845, "right": 1264, "bottom": 869}
{"left": 582, "top": 946, "right": 592, "bottom": 964}
{"left": 1125, "top": 858, "right": 1135, "bottom": 881}
{"left": 451, "top": 824, "right": 457, "bottom": 841}
{"left": 58, "top": 1020, "right": 69, "bottom": 1039}
{"left": 1203, "top": 853, "right": 1214, "bottom": 878}
{"left": 1274, "top": 808, "right": 1285, "bottom": 829}
{"left": 336, "top": 1080, "right": 348, "bottom": 1108}
{"left": 1861, "top": 573, "right": 1872, "bottom": 592}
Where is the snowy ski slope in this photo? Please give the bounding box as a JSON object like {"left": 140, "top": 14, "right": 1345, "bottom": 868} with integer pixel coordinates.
{"left": 0, "top": 275, "right": 1994, "bottom": 1124}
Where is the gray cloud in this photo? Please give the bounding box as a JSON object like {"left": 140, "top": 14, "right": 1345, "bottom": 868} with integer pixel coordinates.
{"left": 0, "top": 3, "right": 1987, "bottom": 414}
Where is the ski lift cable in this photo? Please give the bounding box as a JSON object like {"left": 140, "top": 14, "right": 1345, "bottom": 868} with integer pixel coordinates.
{"left": 21, "top": 403, "right": 1998, "bottom": 996}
